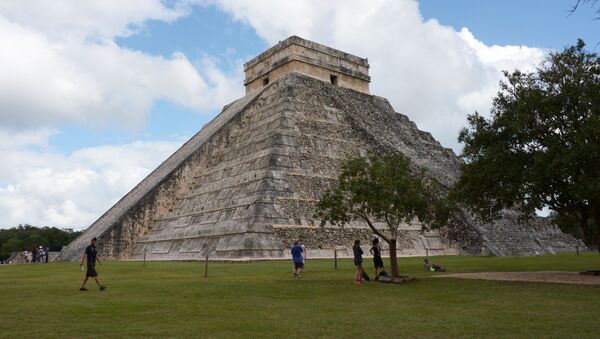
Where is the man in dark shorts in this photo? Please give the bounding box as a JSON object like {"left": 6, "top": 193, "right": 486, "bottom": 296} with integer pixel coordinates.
{"left": 79, "top": 238, "right": 106, "bottom": 291}
{"left": 369, "top": 238, "right": 384, "bottom": 279}
{"left": 291, "top": 241, "right": 304, "bottom": 278}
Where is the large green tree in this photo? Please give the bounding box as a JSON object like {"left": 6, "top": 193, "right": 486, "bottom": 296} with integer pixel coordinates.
{"left": 315, "top": 152, "right": 449, "bottom": 277}
{"left": 454, "top": 40, "right": 600, "bottom": 251}
{"left": 0, "top": 225, "right": 81, "bottom": 260}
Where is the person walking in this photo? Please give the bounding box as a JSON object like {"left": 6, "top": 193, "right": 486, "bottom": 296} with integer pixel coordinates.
{"left": 369, "top": 238, "right": 384, "bottom": 279}
{"left": 79, "top": 238, "right": 106, "bottom": 291}
{"left": 298, "top": 239, "right": 306, "bottom": 270}
{"left": 353, "top": 239, "right": 364, "bottom": 285}
{"left": 291, "top": 241, "right": 304, "bottom": 278}
{"left": 44, "top": 246, "right": 50, "bottom": 263}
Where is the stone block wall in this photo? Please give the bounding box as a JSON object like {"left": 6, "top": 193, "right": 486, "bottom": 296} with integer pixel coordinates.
{"left": 63, "top": 72, "right": 581, "bottom": 261}
{"left": 244, "top": 36, "right": 370, "bottom": 94}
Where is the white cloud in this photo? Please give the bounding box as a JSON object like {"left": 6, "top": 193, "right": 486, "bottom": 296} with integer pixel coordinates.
{"left": 209, "top": 0, "right": 547, "bottom": 151}
{"left": 0, "top": 0, "right": 550, "bottom": 229}
{"left": 0, "top": 129, "right": 183, "bottom": 229}
{"left": 0, "top": 0, "right": 187, "bottom": 41}
{"left": 0, "top": 1, "right": 242, "bottom": 130}
{"left": 0, "top": 1, "right": 245, "bottom": 229}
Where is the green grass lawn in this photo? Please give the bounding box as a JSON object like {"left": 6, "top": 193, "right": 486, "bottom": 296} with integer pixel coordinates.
{"left": 0, "top": 253, "right": 599, "bottom": 338}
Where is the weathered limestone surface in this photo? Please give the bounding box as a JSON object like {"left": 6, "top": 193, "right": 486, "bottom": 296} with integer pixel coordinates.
{"left": 61, "top": 73, "right": 461, "bottom": 260}
{"left": 474, "top": 211, "right": 584, "bottom": 256}
{"left": 62, "top": 73, "right": 580, "bottom": 261}
{"left": 244, "top": 36, "right": 370, "bottom": 94}
{"left": 60, "top": 86, "right": 271, "bottom": 260}
{"left": 126, "top": 73, "right": 461, "bottom": 260}
{"left": 62, "top": 37, "right": 580, "bottom": 261}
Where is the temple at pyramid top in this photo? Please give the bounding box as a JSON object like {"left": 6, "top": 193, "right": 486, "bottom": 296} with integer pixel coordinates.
{"left": 243, "top": 36, "right": 370, "bottom": 94}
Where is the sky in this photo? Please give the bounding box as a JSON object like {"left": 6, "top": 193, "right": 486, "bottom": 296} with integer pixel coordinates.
{"left": 0, "top": 0, "right": 597, "bottom": 230}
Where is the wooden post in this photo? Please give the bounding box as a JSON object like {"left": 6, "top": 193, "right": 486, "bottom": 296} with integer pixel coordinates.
{"left": 204, "top": 255, "right": 209, "bottom": 278}
{"left": 143, "top": 247, "right": 147, "bottom": 267}
{"left": 576, "top": 245, "right": 579, "bottom": 256}
{"left": 334, "top": 249, "right": 338, "bottom": 270}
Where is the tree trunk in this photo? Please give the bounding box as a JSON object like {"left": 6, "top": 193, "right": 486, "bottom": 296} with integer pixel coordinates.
{"left": 594, "top": 219, "right": 600, "bottom": 255}
{"left": 575, "top": 210, "right": 595, "bottom": 250}
{"left": 388, "top": 239, "right": 399, "bottom": 277}
{"left": 591, "top": 203, "right": 600, "bottom": 255}
{"left": 579, "top": 215, "right": 594, "bottom": 249}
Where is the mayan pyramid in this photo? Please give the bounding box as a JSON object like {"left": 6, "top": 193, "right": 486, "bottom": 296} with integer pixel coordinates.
{"left": 61, "top": 36, "right": 580, "bottom": 261}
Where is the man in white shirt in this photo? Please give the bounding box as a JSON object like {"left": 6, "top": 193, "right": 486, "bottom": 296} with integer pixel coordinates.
{"left": 298, "top": 239, "right": 306, "bottom": 269}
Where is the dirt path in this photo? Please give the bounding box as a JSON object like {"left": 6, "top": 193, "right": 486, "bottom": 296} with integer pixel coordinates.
{"left": 434, "top": 271, "right": 600, "bottom": 285}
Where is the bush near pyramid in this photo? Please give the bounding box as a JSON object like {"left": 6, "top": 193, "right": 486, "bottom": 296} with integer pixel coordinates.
{"left": 61, "top": 36, "right": 580, "bottom": 261}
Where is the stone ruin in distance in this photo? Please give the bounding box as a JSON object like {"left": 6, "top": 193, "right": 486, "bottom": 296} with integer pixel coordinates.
{"left": 61, "top": 36, "right": 580, "bottom": 261}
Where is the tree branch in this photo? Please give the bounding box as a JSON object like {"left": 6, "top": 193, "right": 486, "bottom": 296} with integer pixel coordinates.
{"left": 355, "top": 212, "right": 390, "bottom": 243}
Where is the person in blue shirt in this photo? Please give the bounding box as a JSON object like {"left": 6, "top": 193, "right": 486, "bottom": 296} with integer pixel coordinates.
{"left": 291, "top": 241, "right": 304, "bottom": 278}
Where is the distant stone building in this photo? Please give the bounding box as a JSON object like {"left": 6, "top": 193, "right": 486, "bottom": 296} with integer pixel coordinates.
{"left": 61, "top": 36, "right": 580, "bottom": 261}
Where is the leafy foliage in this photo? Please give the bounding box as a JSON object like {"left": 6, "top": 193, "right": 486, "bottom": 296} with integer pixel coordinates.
{"left": 551, "top": 211, "right": 598, "bottom": 247}
{"left": 454, "top": 40, "right": 600, "bottom": 250}
{"left": 316, "top": 152, "right": 450, "bottom": 276}
{"left": 0, "top": 224, "right": 81, "bottom": 260}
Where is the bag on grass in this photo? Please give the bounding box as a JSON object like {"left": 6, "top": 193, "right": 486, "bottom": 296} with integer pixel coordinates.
{"left": 361, "top": 271, "right": 370, "bottom": 281}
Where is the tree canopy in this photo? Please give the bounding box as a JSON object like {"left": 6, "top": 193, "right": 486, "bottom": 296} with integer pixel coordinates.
{"left": 315, "top": 152, "right": 449, "bottom": 277}
{"left": 0, "top": 225, "right": 81, "bottom": 261}
{"left": 453, "top": 40, "right": 600, "bottom": 250}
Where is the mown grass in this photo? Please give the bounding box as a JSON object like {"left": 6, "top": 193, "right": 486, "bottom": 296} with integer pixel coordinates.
{"left": 0, "top": 253, "right": 598, "bottom": 338}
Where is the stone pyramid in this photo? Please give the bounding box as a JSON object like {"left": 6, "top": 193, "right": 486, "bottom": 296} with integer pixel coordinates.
{"left": 61, "top": 36, "right": 579, "bottom": 261}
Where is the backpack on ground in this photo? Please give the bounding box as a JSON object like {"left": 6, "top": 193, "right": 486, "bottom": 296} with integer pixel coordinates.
{"left": 361, "top": 271, "right": 370, "bottom": 281}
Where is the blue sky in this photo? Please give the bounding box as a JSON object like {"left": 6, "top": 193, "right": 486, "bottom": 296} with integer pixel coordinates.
{"left": 53, "top": 0, "right": 598, "bottom": 154}
{"left": 51, "top": 6, "right": 265, "bottom": 153}
{"left": 0, "top": 0, "right": 596, "bottom": 228}
{"left": 420, "top": 0, "right": 596, "bottom": 48}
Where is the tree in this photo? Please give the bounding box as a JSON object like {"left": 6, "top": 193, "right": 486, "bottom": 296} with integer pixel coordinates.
{"left": 453, "top": 40, "right": 600, "bottom": 251}
{"left": 0, "top": 237, "right": 23, "bottom": 260}
{"left": 551, "top": 212, "right": 598, "bottom": 247}
{"left": 0, "top": 225, "right": 82, "bottom": 261}
{"left": 24, "top": 233, "right": 44, "bottom": 250}
{"left": 315, "top": 152, "right": 450, "bottom": 277}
